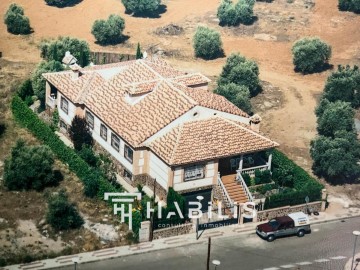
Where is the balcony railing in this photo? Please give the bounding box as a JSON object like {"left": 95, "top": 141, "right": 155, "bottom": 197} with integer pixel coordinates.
{"left": 236, "top": 170, "right": 254, "bottom": 202}
{"left": 47, "top": 96, "right": 57, "bottom": 109}
{"left": 241, "top": 164, "right": 269, "bottom": 176}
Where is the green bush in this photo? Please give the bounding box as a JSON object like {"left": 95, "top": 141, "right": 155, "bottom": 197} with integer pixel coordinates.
{"left": 254, "top": 169, "right": 272, "bottom": 185}
{"left": 11, "top": 96, "right": 121, "bottom": 198}
{"left": 218, "top": 53, "right": 260, "bottom": 97}
{"left": 292, "top": 37, "right": 332, "bottom": 74}
{"left": 18, "top": 79, "right": 34, "bottom": 102}
{"left": 214, "top": 83, "right": 252, "bottom": 114}
{"left": 121, "top": 0, "right": 161, "bottom": 15}
{"left": 193, "top": 26, "right": 223, "bottom": 60}
{"left": 92, "top": 15, "right": 125, "bottom": 45}
{"left": 45, "top": 0, "right": 81, "bottom": 7}
{"left": 78, "top": 145, "right": 99, "bottom": 167}
{"left": 323, "top": 65, "right": 360, "bottom": 108}
{"left": 32, "top": 61, "right": 64, "bottom": 108}
{"left": 40, "top": 37, "right": 91, "bottom": 67}
{"left": 69, "top": 116, "right": 93, "bottom": 151}
{"left": 339, "top": 0, "right": 360, "bottom": 13}
{"left": 46, "top": 190, "right": 84, "bottom": 230}
{"left": 316, "top": 100, "right": 355, "bottom": 138}
{"left": 4, "top": 3, "right": 31, "bottom": 35}
{"left": 217, "top": 0, "right": 254, "bottom": 26}
{"left": 235, "top": 0, "right": 254, "bottom": 25}
{"left": 242, "top": 173, "right": 252, "bottom": 186}
{"left": 4, "top": 140, "right": 59, "bottom": 191}
{"left": 264, "top": 149, "right": 323, "bottom": 209}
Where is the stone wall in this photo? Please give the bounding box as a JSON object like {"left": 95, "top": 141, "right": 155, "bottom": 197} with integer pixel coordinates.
{"left": 256, "top": 201, "right": 322, "bottom": 222}
{"left": 153, "top": 223, "right": 194, "bottom": 240}
{"left": 133, "top": 174, "right": 168, "bottom": 200}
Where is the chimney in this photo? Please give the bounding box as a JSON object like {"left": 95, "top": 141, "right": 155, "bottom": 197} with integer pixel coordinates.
{"left": 249, "top": 114, "right": 262, "bottom": 133}
{"left": 62, "top": 51, "right": 77, "bottom": 66}
{"left": 70, "top": 64, "right": 81, "bottom": 80}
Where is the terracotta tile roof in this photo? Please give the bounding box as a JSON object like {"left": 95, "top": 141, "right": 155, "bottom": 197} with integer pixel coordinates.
{"left": 171, "top": 73, "right": 211, "bottom": 86}
{"left": 148, "top": 117, "right": 279, "bottom": 166}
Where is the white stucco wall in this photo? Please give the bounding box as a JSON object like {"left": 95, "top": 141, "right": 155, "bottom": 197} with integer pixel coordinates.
{"left": 57, "top": 92, "right": 76, "bottom": 126}
{"left": 149, "top": 152, "right": 169, "bottom": 190}
{"left": 173, "top": 161, "right": 216, "bottom": 192}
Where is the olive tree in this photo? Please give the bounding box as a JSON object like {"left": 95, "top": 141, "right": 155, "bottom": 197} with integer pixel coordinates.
{"left": 92, "top": 14, "right": 125, "bottom": 45}
{"left": 121, "top": 0, "right": 161, "bottom": 15}
{"left": 214, "top": 83, "right": 252, "bottom": 114}
{"left": 193, "top": 26, "right": 223, "bottom": 60}
{"left": 292, "top": 37, "right": 332, "bottom": 74}
{"left": 217, "top": 0, "right": 254, "bottom": 26}
{"left": 338, "top": 0, "right": 360, "bottom": 13}
{"left": 4, "top": 3, "right": 31, "bottom": 34}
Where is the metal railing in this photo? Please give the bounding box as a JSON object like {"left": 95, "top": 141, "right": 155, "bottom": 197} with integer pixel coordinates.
{"left": 236, "top": 170, "right": 254, "bottom": 202}
{"left": 241, "top": 164, "right": 269, "bottom": 175}
{"left": 217, "top": 172, "right": 233, "bottom": 207}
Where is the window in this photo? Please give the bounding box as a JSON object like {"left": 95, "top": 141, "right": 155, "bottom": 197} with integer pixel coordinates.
{"left": 85, "top": 111, "right": 94, "bottom": 129}
{"left": 60, "top": 120, "right": 67, "bottom": 130}
{"left": 124, "top": 144, "right": 133, "bottom": 164}
{"left": 111, "top": 133, "right": 120, "bottom": 151}
{"left": 123, "top": 169, "right": 132, "bottom": 180}
{"left": 100, "top": 124, "right": 107, "bottom": 141}
{"left": 184, "top": 164, "right": 205, "bottom": 181}
{"left": 60, "top": 97, "right": 68, "bottom": 114}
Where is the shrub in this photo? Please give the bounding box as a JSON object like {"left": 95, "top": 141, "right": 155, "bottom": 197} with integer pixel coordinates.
{"left": 121, "top": 0, "right": 161, "bottom": 15}
{"left": 323, "top": 65, "right": 360, "bottom": 108}
{"left": 18, "top": 79, "right": 34, "bottom": 102}
{"left": 45, "top": 0, "right": 81, "bottom": 7}
{"left": 214, "top": 83, "right": 252, "bottom": 114}
{"left": 40, "top": 37, "right": 91, "bottom": 67}
{"left": 69, "top": 115, "right": 93, "bottom": 151}
{"left": 4, "top": 3, "right": 31, "bottom": 35}
{"left": 218, "top": 53, "right": 260, "bottom": 96}
{"left": 193, "top": 26, "right": 223, "bottom": 60}
{"left": 316, "top": 101, "right": 355, "bottom": 138}
{"left": 91, "top": 15, "right": 125, "bottom": 45}
{"left": 254, "top": 169, "right": 272, "bottom": 185}
{"left": 310, "top": 131, "right": 360, "bottom": 183}
{"left": 235, "top": 0, "right": 254, "bottom": 25}
{"left": 46, "top": 190, "right": 84, "bottom": 230}
{"left": 339, "top": 0, "right": 360, "bottom": 13}
{"left": 292, "top": 37, "right": 332, "bottom": 74}
{"left": 11, "top": 96, "right": 121, "bottom": 198}
{"left": 217, "top": 0, "right": 255, "bottom": 26}
{"left": 242, "top": 173, "right": 252, "bottom": 186}
{"left": 4, "top": 140, "right": 58, "bottom": 191}
{"left": 32, "top": 61, "right": 64, "bottom": 107}
{"left": 78, "top": 145, "right": 99, "bottom": 167}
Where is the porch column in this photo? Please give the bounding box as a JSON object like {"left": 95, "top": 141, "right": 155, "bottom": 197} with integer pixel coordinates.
{"left": 268, "top": 153, "right": 272, "bottom": 170}
{"left": 238, "top": 155, "right": 244, "bottom": 172}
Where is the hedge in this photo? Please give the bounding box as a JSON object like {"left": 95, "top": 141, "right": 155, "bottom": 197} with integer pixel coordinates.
{"left": 11, "top": 96, "right": 120, "bottom": 198}
{"left": 264, "top": 150, "right": 324, "bottom": 209}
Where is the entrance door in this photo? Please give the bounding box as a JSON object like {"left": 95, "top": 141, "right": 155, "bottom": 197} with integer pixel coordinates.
{"left": 218, "top": 156, "right": 241, "bottom": 176}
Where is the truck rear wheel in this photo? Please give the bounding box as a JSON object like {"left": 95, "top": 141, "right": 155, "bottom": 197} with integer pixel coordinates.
{"left": 267, "top": 235, "right": 275, "bottom": 242}
{"left": 297, "top": 230, "right": 305, "bottom": 237}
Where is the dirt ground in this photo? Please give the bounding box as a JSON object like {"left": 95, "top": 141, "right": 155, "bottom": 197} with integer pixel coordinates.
{"left": 0, "top": 0, "right": 360, "bottom": 264}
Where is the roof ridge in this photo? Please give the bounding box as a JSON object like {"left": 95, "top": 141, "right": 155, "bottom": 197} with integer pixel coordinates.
{"left": 169, "top": 124, "right": 184, "bottom": 164}
{"left": 139, "top": 60, "right": 165, "bottom": 80}
{"left": 162, "top": 80, "right": 198, "bottom": 106}
{"left": 76, "top": 72, "right": 98, "bottom": 103}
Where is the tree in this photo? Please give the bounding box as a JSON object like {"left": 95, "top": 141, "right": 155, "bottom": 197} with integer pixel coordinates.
{"left": 4, "top": 3, "right": 31, "bottom": 35}
{"left": 4, "top": 140, "right": 58, "bottom": 191}
{"left": 121, "top": 0, "right": 161, "bottom": 16}
{"left": 45, "top": 0, "right": 81, "bottom": 7}
{"left": 69, "top": 115, "right": 93, "bottom": 151}
{"left": 235, "top": 0, "right": 254, "bottom": 24}
{"left": 339, "top": 0, "right": 360, "bottom": 13}
{"left": 292, "top": 37, "right": 332, "bottom": 74}
{"left": 40, "top": 37, "right": 91, "bottom": 67}
{"left": 92, "top": 14, "right": 125, "bottom": 45}
{"left": 316, "top": 101, "right": 355, "bottom": 137}
{"left": 217, "top": 0, "right": 254, "bottom": 26}
{"left": 32, "top": 61, "right": 64, "bottom": 107}
{"left": 214, "top": 83, "right": 252, "bottom": 114}
{"left": 323, "top": 65, "right": 360, "bottom": 108}
{"left": 46, "top": 190, "right": 84, "bottom": 230}
{"left": 18, "top": 79, "right": 34, "bottom": 106}
{"left": 310, "top": 131, "right": 360, "bottom": 183}
{"left": 193, "top": 26, "right": 223, "bottom": 60}
{"left": 218, "top": 53, "right": 260, "bottom": 96}
{"left": 136, "top": 43, "right": 143, "bottom": 59}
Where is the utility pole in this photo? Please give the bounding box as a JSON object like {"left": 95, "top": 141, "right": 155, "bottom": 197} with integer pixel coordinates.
{"left": 206, "top": 237, "right": 211, "bottom": 270}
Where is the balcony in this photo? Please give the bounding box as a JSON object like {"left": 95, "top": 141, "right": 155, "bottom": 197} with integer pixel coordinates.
{"left": 47, "top": 95, "right": 57, "bottom": 109}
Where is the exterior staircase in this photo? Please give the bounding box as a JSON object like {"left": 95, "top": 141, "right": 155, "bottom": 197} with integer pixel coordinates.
{"left": 221, "top": 174, "right": 249, "bottom": 204}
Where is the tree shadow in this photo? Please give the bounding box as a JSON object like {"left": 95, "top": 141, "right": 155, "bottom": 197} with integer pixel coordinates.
{"left": 53, "top": 170, "right": 64, "bottom": 185}
{"left": 219, "top": 15, "right": 258, "bottom": 27}
{"left": 95, "top": 35, "right": 130, "bottom": 46}
{"left": 294, "top": 63, "right": 334, "bottom": 75}
{"left": 46, "top": 0, "right": 83, "bottom": 8}
{"left": 197, "top": 49, "right": 226, "bottom": 61}
{"left": 0, "top": 123, "right": 6, "bottom": 138}
{"left": 130, "top": 4, "right": 167, "bottom": 18}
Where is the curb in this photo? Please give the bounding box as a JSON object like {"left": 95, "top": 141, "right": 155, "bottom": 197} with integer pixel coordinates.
{"left": 4, "top": 214, "right": 360, "bottom": 270}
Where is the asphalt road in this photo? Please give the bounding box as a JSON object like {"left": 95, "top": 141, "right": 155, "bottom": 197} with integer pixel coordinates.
{"left": 59, "top": 217, "right": 360, "bottom": 270}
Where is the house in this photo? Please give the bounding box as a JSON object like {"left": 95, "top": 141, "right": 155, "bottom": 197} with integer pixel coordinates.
{"left": 43, "top": 54, "right": 278, "bottom": 208}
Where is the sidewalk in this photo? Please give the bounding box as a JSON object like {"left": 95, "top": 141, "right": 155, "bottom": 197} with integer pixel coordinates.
{"left": 3, "top": 205, "right": 360, "bottom": 270}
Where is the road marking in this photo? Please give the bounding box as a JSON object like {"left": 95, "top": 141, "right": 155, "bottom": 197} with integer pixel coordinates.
{"left": 296, "top": 261, "right": 312, "bottom": 265}
{"left": 330, "top": 256, "right": 347, "bottom": 260}
{"left": 314, "top": 259, "right": 330, "bottom": 263}
{"left": 280, "top": 265, "right": 296, "bottom": 268}
{"left": 263, "top": 268, "right": 280, "bottom": 270}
